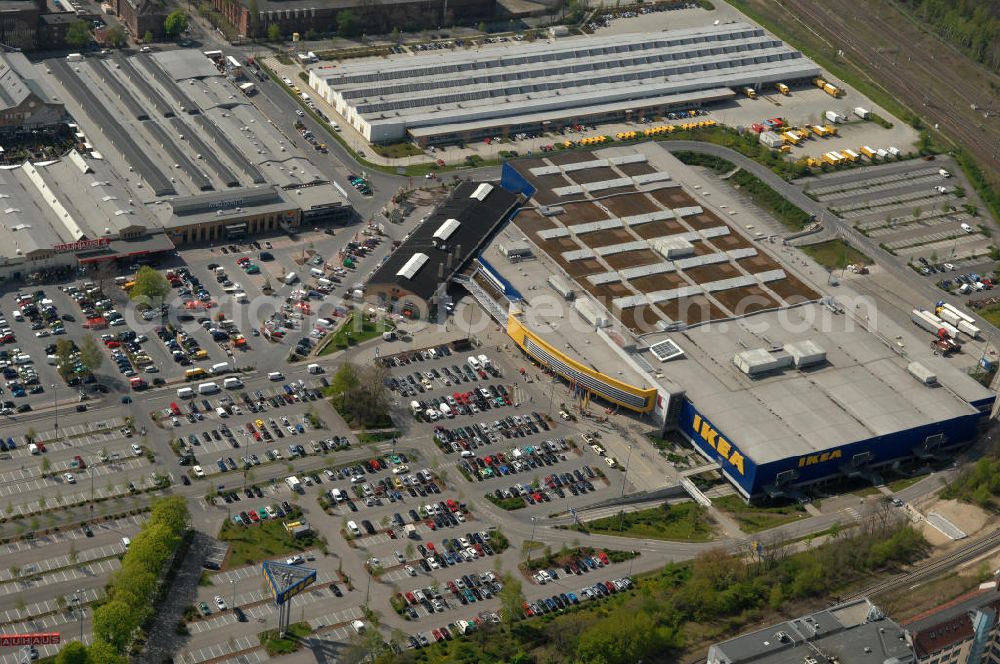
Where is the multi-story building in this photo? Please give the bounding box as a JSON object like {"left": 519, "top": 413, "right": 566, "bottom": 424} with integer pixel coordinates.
{"left": 0, "top": 0, "right": 41, "bottom": 50}
{"left": 113, "top": 0, "right": 167, "bottom": 40}
{"left": 212, "top": 0, "right": 496, "bottom": 40}
{"left": 0, "top": 52, "right": 64, "bottom": 133}
{"left": 903, "top": 580, "right": 1000, "bottom": 664}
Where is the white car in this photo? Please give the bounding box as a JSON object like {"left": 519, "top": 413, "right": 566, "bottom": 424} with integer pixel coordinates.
{"left": 214, "top": 595, "right": 227, "bottom": 610}
{"left": 193, "top": 465, "right": 206, "bottom": 478}
{"left": 405, "top": 565, "right": 416, "bottom": 576}
{"left": 285, "top": 555, "right": 304, "bottom": 565}
{"left": 131, "top": 444, "right": 143, "bottom": 456}
{"left": 63, "top": 473, "right": 76, "bottom": 484}
{"left": 351, "top": 619, "right": 365, "bottom": 634}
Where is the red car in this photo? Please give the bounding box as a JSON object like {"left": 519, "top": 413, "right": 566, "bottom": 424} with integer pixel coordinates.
{"left": 425, "top": 519, "right": 436, "bottom": 531}
{"left": 597, "top": 551, "right": 609, "bottom": 565}
{"left": 74, "top": 455, "right": 86, "bottom": 469}
{"left": 169, "top": 402, "right": 181, "bottom": 415}
{"left": 248, "top": 511, "right": 260, "bottom": 523}
{"left": 522, "top": 601, "right": 534, "bottom": 616}
{"left": 432, "top": 629, "right": 443, "bottom": 642}
{"left": 405, "top": 592, "right": 416, "bottom": 605}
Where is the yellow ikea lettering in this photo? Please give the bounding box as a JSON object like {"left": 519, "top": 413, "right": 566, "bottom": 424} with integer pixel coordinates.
{"left": 691, "top": 413, "right": 745, "bottom": 476}
{"left": 798, "top": 449, "right": 842, "bottom": 468}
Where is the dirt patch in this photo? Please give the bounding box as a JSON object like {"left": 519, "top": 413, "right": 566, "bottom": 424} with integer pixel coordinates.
{"left": 616, "top": 304, "right": 665, "bottom": 333}
{"left": 736, "top": 254, "right": 782, "bottom": 274}
{"left": 649, "top": 187, "right": 698, "bottom": 209}
{"left": 514, "top": 209, "right": 557, "bottom": 236}
{"left": 632, "top": 219, "right": 689, "bottom": 239}
{"left": 601, "top": 192, "right": 662, "bottom": 217}
{"left": 767, "top": 274, "right": 820, "bottom": 303}
{"left": 602, "top": 249, "right": 661, "bottom": 270}
{"left": 683, "top": 261, "right": 740, "bottom": 284}
{"left": 582, "top": 280, "right": 632, "bottom": 302}
{"left": 924, "top": 499, "right": 990, "bottom": 540}
{"left": 630, "top": 271, "right": 688, "bottom": 294}
{"left": 684, "top": 211, "right": 727, "bottom": 231}
{"left": 710, "top": 233, "right": 753, "bottom": 251}
{"left": 563, "top": 257, "right": 606, "bottom": 278}
{"left": 712, "top": 285, "right": 779, "bottom": 315}
{"left": 616, "top": 162, "right": 657, "bottom": 177}
{"left": 567, "top": 166, "right": 619, "bottom": 184}
{"left": 558, "top": 201, "right": 611, "bottom": 224}
{"left": 660, "top": 295, "right": 727, "bottom": 324}
{"left": 547, "top": 150, "right": 597, "bottom": 166}
{"left": 576, "top": 227, "right": 634, "bottom": 249}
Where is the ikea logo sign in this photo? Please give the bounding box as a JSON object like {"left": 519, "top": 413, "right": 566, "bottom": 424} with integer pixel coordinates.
{"left": 691, "top": 413, "right": 745, "bottom": 476}
{"left": 797, "top": 449, "right": 842, "bottom": 468}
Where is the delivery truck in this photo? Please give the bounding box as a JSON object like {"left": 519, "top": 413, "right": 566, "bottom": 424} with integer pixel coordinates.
{"left": 911, "top": 309, "right": 960, "bottom": 340}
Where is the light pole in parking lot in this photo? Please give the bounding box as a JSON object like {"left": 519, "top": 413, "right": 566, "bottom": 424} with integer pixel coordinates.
{"left": 618, "top": 444, "right": 633, "bottom": 534}
{"left": 242, "top": 431, "right": 251, "bottom": 492}
{"left": 525, "top": 516, "right": 537, "bottom": 561}
{"left": 52, "top": 383, "right": 58, "bottom": 434}
{"left": 231, "top": 578, "right": 237, "bottom": 611}
{"left": 72, "top": 589, "right": 84, "bottom": 641}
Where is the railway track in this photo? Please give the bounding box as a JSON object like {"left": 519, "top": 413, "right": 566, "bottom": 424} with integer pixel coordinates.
{"left": 843, "top": 527, "right": 1000, "bottom": 602}
{"left": 764, "top": 0, "right": 1000, "bottom": 181}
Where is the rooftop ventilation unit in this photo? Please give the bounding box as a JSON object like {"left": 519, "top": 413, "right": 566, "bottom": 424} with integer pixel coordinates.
{"left": 783, "top": 340, "right": 826, "bottom": 368}
{"left": 734, "top": 348, "right": 793, "bottom": 376}
{"left": 396, "top": 252, "right": 429, "bottom": 279}
{"left": 470, "top": 183, "right": 493, "bottom": 201}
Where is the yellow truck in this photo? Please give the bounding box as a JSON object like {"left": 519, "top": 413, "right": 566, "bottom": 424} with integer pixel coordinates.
{"left": 823, "top": 124, "right": 838, "bottom": 135}
{"left": 814, "top": 77, "right": 827, "bottom": 89}
{"left": 742, "top": 87, "right": 758, "bottom": 99}
{"left": 776, "top": 82, "right": 790, "bottom": 95}
{"left": 822, "top": 83, "right": 843, "bottom": 98}
{"left": 859, "top": 145, "right": 877, "bottom": 159}
{"left": 810, "top": 125, "right": 829, "bottom": 137}
{"left": 822, "top": 152, "right": 842, "bottom": 165}
{"left": 782, "top": 132, "right": 802, "bottom": 146}
{"left": 842, "top": 149, "right": 860, "bottom": 161}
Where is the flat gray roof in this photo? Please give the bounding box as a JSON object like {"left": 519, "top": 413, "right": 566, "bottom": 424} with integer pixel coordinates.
{"left": 317, "top": 23, "right": 819, "bottom": 138}
{"left": 707, "top": 599, "right": 913, "bottom": 664}
{"left": 37, "top": 51, "right": 344, "bottom": 223}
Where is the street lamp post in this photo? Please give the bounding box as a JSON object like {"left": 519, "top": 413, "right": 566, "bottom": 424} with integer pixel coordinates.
{"left": 231, "top": 579, "right": 237, "bottom": 611}
{"left": 618, "top": 444, "right": 633, "bottom": 534}
{"left": 242, "top": 431, "right": 251, "bottom": 492}
{"left": 52, "top": 384, "right": 58, "bottom": 435}
{"left": 525, "top": 516, "right": 537, "bottom": 561}
{"left": 73, "top": 589, "right": 84, "bottom": 641}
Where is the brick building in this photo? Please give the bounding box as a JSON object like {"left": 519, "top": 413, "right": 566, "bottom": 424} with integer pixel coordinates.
{"left": 114, "top": 0, "right": 167, "bottom": 40}
{"left": 213, "top": 0, "right": 496, "bottom": 39}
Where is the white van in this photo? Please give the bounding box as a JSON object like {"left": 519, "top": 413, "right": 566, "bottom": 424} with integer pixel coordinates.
{"left": 347, "top": 520, "right": 361, "bottom": 536}
{"left": 215, "top": 406, "right": 228, "bottom": 418}
{"left": 331, "top": 488, "right": 344, "bottom": 501}
{"left": 307, "top": 363, "right": 323, "bottom": 374}
{"left": 268, "top": 371, "right": 284, "bottom": 381}
{"left": 310, "top": 267, "right": 325, "bottom": 278}
{"left": 961, "top": 223, "right": 975, "bottom": 234}
{"left": 11, "top": 310, "right": 23, "bottom": 321}
{"left": 177, "top": 387, "right": 195, "bottom": 399}
{"left": 121, "top": 536, "right": 131, "bottom": 550}
{"left": 440, "top": 403, "right": 454, "bottom": 418}
{"left": 210, "top": 362, "right": 230, "bottom": 375}
{"left": 283, "top": 272, "right": 298, "bottom": 285}
{"left": 223, "top": 377, "right": 243, "bottom": 389}
{"left": 197, "top": 382, "right": 220, "bottom": 395}
{"left": 467, "top": 356, "right": 481, "bottom": 370}
{"left": 29, "top": 443, "right": 39, "bottom": 455}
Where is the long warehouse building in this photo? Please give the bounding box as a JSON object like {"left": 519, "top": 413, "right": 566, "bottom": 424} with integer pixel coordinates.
{"left": 309, "top": 22, "right": 820, "bottom": 145}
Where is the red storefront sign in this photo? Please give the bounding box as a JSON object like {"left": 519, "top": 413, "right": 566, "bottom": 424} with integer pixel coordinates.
{"left": 0, "top": 632, "right": 61, "bottom": 647}
{"left": 52, "top": 238, "right": 111, "bottom": 253}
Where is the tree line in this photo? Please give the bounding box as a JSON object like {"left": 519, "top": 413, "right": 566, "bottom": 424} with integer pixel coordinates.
{"left": 900, "top": 0, "right": 1000, "bottom": 73}
{"left": 55, "top": 497, "right": 190, "bottom": 663}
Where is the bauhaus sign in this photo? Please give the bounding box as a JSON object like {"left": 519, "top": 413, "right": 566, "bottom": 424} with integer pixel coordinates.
{"left": 52, "top": 238, "right": 110, "bottom": 253}
{"left": 0, "top": 632, "right": 60, "bottom": 647}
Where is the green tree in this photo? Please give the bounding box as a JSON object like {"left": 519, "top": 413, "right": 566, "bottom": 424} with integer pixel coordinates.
{"left": 164, "top": 10, "right": 188, "bottom": 37}
{"left": 336, "top": 9, "right": 362, "bottom": 37}
{"left": 497, "top": 573, "right": 525, "bottom": 628}
{"left": 66, "top": 21, "right": 92, "bottom": 49}
{"left": 130, "top": 265, "right": 170, "bottom": 305}
{"left": 85, "top": 640, "right": 127, "bottom": 664}
{"left": 57, "top": 340, "right": 75, "bottom": 378}
{"left": 576, "top": 611, "right": 676, "bottom": 664}
{"left": 267, "top": 23, "right": 281, "bottom": 42}
{"left": 106, "top": 25, "right": 126, "bottom": 47}
{"left": 54, "top": 641, "right": 88, "bottom": 664}
{"left": 78, "top": 334, "right": 103, "bottom": 376}
{"left": 391, "top": 27, "right": 401, "bottom": 44}
{"left": 92, "top": 600, "right": 139, "bottom": 652}
{"left": 143, "top": 29, "right": 153, "bottom": 43}
{"left": 477, "top": 20, "right": 486, "bottom": 32}
{"left": 41, "top": 456, "right": 51, "bottom": 476}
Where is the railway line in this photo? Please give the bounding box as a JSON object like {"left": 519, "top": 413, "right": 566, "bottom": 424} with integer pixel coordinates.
{"left": 755, "top": 0, "right": 1000, "bottom": 182}
{"left": 843, "top": 527, "right": 1000, "bottom": 602}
